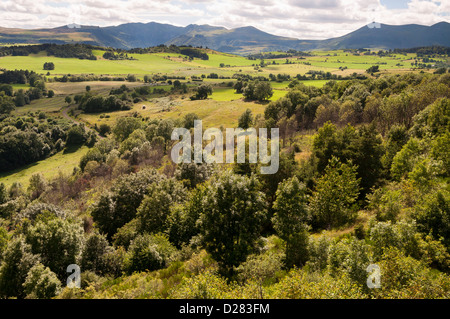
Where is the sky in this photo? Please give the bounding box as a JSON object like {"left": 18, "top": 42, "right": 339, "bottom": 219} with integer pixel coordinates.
{"left": 0, "top": 0, "right": 448, "bottom": 40}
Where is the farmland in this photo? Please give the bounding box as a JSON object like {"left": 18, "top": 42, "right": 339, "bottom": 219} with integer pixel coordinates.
{"left": 0, "top": 43, "right": 449, "bottom": 301}
{"left": 0, "top": 46, "right": 442, "bottom": 184}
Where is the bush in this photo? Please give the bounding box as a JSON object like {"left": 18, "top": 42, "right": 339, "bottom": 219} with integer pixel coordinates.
{"left": 23, "top": 263, "right": 62, "bottom": 299}
{"left": 126, "top": 233, "right": 177, "bottom": 273}
{"left": 24, "top": 218, "right": 85, "bottom": 279}
{"left": 91, "top": 169, "right": 162, "bottom": 239}
{"left": 0, "top": 237, "right": 40, "bottom": 298}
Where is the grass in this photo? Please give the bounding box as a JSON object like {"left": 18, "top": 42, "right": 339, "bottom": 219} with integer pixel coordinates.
{"left": 0, "top": 146, "right": 89, "bottom": 188}
{"left": 78, "top": 96, "right": 267, "bottom": 129}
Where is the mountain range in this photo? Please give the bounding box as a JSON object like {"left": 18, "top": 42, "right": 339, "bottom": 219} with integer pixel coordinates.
{"left": 0, "top": 21, "right": 449, "bottom": 55}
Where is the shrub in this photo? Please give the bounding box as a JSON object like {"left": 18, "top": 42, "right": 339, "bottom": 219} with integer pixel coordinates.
{"left": 23, "top": 263, "right": 62, "bottom": 299}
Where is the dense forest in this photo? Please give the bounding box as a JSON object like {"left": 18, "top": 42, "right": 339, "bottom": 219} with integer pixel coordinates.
{"left": 0, "top": 70, "right": 449, "bottom": 299}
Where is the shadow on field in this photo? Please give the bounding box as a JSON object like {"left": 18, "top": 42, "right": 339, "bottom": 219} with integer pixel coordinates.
{"left": 63, "top": 144, "right": 82, "bottom": 155}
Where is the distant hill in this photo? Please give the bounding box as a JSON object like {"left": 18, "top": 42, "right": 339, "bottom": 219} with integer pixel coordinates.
{"left": 0, "top": 21, "right": 449, "bottom": 55}
{"left": 314, "top": 22, "right": 450, "bottom": 50}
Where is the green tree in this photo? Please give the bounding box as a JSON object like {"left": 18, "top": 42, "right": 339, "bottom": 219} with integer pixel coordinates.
{"left": 79, "top": 147, "right": 105, "bottom": 171}
{"left": 24, "top": 218, "right": 85, "bottom": 279}
{"left": 66, "top": 125, "right": 86, "bottom": 146}
{"left": 199, "top": 171, "right": 267, "bottom": 276}
{"left": 0, "top": 237, "right": 40, "bottom": 298}
{"left": 254, "top": 81, "right": 273, "bottom": 102}
{"left": 126, "top": 233, "right": 176, "bottom": 273}
{"left": 238, "top": 109, "right": 254, "bottom": 129}
{"left": 81, "top": 232, "right": 110, "bottom": 274}
{"left": 137, "top": 178, "right": 187, "bottom": 234}
{"left": 23, "top": 263, "right": 61, "bottom": 299}
{"left": 91, "top": 169, "right": 162, "bottom": 238}
{"left": 310, "top": 156, "right": 360, "bottom": 229}
{"left": 183, "top": 113, "right": 199, "bottom": 130}
{"left": 65, "top": 96, "right": 72, "bottom": 104}
{"left": 113, "top": 116, "right": 143, "bottom": 142}
{"left": 272, "top": 176, "right": 310, "bottom": 267}
{"left": 0, "top": 95, "right": 15, "bottom": 114}
{"left": 27, "top": 173, "right": 47, "bottom": 200}
{"left": 0, "top": 182, "right": 8, "bottom": 205}
{"left": 191, "top": 84, "right": 212, "bottom": 100}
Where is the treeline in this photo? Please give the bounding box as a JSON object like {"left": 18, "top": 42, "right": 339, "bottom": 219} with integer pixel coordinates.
{"left": 0, "top": 70, "right": 48, "bottom": 107}
{"left": 247, "top": 49, "right": 311, "bottom": 60}
{"left": 51, "top": 74, "right": 131, "bottom": 83}
{"left": 102, "top": 51, "right": 136, "bottom": 61}
{"left": 0, "top": 114, "right": 76, "bottom": 172}
{"left": 0, "top": 43, "right": 97, "bottom": 60}
{"left": 128, "top": 44, "right": 209, "bottom": 60}
{"left": 393, "top": 45, "right": 450, "bottom": 56}
{"left": 0, "top": 69, "right": 38, "bottom": 84}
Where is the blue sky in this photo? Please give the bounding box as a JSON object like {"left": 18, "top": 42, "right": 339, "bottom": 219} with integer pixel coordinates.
{"left": 0, "top": 0, "right": 448, "bottom": 39}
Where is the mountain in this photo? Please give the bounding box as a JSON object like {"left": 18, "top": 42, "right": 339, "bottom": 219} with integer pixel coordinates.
{"left": 0, "top": 21, "right": 449, "bottom": 55}
{"left": 314, "top": 22, "right": 450, "bottom": 50}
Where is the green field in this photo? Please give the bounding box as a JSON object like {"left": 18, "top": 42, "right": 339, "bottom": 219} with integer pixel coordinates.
{"left": 0, "top": 48, "right": 433, "bottom": 186}
{"left": 0, "top": 146, "right": 89, "bottom": 188}
{"left": 0, "top": 49, "right": 424, "bottom": 82}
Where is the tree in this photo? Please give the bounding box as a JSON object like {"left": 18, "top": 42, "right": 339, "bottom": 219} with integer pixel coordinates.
{"left": 243, "top": 81, "right": 273, "bottom": 102}
{"left": 199, "top": 171, "right": 267, "bottom": 276}
{"left": 47, "top": 90, "right": 55, "bottom": 98}
{"left": 0, "top": 182, "right": 8, "bottom": 205}
{"left": 91, "top": 169, "right": 162, "bottom": 239}
{"left": 24, "top": 217, "right": 85, "bottom": 279}
{"left": 27, "top": 173, "right": 47, "bottom": 200}
{"left": 23, "top": 263, "right": 61, "bottom": 299}
{"left": 272, "top": 176, "right": 310, "bottom": 267}
{"left": 14, "top": 90, "right": 26, "bottom": 107}
{"left": 310, "top": 156, "right": 360, "bottom": 229}
{"left": 238, "top": 109, "right": 253, "bottom": 129}
{"left": 367, "top": 65, "right": 379, "bottom": 74}
{"left": 312, "top": 122, "right": 383, "bottom": 197}
{"left": 81, "top": 232, "right": 110, "bottom": 274}
{"left": 0, "top": 95, "right": 15, "bottom": 114}
{"left": 98, "top": 123, "right": 112, "bottom": 137}
{"left": 43, "top": 62, "right": 55, "bottom": 70}
{"left": 174, "top": 162, "right": 213, "bottom": 188}
{"left": 254, "top": 81, "right": 273, "bottom": 101}
{"left": 79, "top": 148, "right": 105, "bottom": 171}
{"left": 66, "top": 125, "right": 86, "bottom": 146}
{"left": 137, "top": 178, "right": 187, "bottom": 234}
{"left": 191, "top": 84, "right": 212, "bottom": 100}
{"left": 112, "top": 117, "right": 143, "bottom": 142}
{"left": 126, "top": 233, "right": 176, "bottom": 273}
{"left": 0, "top": 237, "right": 40, "bottom": 298}
{"left": 65, "top": 96, "right": 72, "bottom": 104}
{"left": 183, "top": 113, "right": 199, "bottom": 130}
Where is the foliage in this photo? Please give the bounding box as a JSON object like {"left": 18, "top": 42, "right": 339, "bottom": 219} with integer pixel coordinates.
{"left": 310, "top": 156, "right": 360, "bottom": 229}
{"left": 199, "top": 171, "right": 267, "bottom": 276}
{"left": 91, "top": 169, "right": 162, "bottom": 239}
{"left": 23, "top": 217, "right": 85, "bottom": 279}
{"left": 23, "top": 263, "right": 62, "bottom": 299}
{"left": 0, "top": 237, "right": 40, "bottom": 298}
{"left": 137, "top": 178, "right": 187, "bottom": 234}
{"left": 126, "top": 233, "right": 177, "bottom": 274}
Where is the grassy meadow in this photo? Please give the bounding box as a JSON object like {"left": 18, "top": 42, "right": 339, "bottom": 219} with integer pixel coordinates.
{"left": 0, "top": 47, "right": 433, "bottom": 187}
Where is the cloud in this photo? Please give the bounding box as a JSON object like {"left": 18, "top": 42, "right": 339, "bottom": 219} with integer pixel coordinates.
{"left": 0, "top": 0, "right": 447, "bottom": 39}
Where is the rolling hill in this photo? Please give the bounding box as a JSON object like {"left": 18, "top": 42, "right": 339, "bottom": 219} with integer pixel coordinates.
{"left": 0, "top": 21, "right": 449, "bottom": 54}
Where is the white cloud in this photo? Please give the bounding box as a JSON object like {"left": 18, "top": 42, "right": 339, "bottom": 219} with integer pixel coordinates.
{"left": 0, "top": 0, "right": 447, "bottom": 39}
